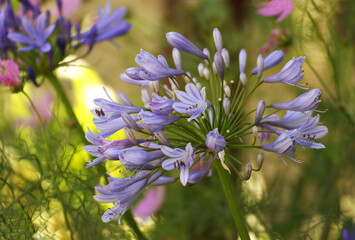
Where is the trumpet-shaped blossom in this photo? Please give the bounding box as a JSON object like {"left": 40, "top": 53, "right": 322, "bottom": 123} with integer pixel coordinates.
{"left": 258, "top": 114, "right": 279, "bottom": 144}
{"left": 273, "top": 89, "right": 322, "bottom": 112}
{"left": 150, "top": 93, "right": 175, "bottom": 115}
{"left": 166, "top": 32, "right": 208, "bottom": 59}
{"left": 139, "top": 110, "right": 180, "bottom": 132}
{"left": 263, "top": 57, "right": 306, "bottom": 88}
{"left": 120, "top": 73, "right": 150, "bottom": 87}
{"left": 77, "top": 3, "right": 131, "bottom": 44}
{"left": 267, "top": 110, "right": 313, "bottom": 129}
{"left": 161, "top": 143, "right": 195, "bottom": 186}
{"left": 8, "top": 13, "right": 55, "bottom": 52}
{"left": 262, "top": 130, "right": 294, "bottom": 163}
{"left": 252, "top": 50, "right": 284, "bottom": 74}
{"left": 206, "top": 129, "right": 226, "bottom": 153}
{"left": 129, "top": 50, "right": 184, "bottom": 81}
{"left": 257, "top": 0, "right": 293, "bottom": 23}
{"left": 173, "top": 83, "right": 209, "bottom": 121}
{"left": 118, "top": 147, "right": 165, "bottom": 170}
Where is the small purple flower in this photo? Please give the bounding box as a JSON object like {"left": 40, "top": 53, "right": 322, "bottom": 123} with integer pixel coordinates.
{"left": 252, "top": 50, "right": 284, "bottom": 74}
{"left": 239, "top": 49, "right": 247, "bottom": 73}
{"left": 120, "top": 73, "right": 150, "bottom": 87}
{"left": 161, "top": 143, "right": 195, "bottom": 186}
{"left": 166, "top": 32, "right": 208, "bottom": 59}
{"left": 213, "top": 28, "right": 223, "bottom": 52}
{"left": 267, "top": 110, "right": 313, "bottom": 129}
{"left": 8, "top": 13, "right": 55, "bottom": 52}
{"left": 130, "top": 49, "right": 184, "bottom": 81}
{"left": 83, "top": 128, "right": 141, "bottom": 167}
{"left": 173, "top": 83, "right": 209, "bottom": 121}
{"left": 187, "top": 169, "right": 209, "bottom": 186}
{"left": 150, "top": 93, "right": 175, "bottom": 115}
{"left": 276, "top": 114, "right": 328, "bottom": 149}
{"left": 77, "top": 3, "right": 131, "bottom": 44}
{"left": 95, "top": 171, "right": 162, "bottom": 223}
{"left": 258, "top": 114, "right": 279, "bottom": 144}
{"left": 139, "top": 110, "right": 180, "bottom": 132}
{"left": 263, "top": 57, "right": 306, "bottom": 88}
{"left": 273, "top": 89, "right": 322, "bottom": 112}
{"left": 206, "top": 129, "right": 226, "bottom": 153}
{"left": 262, "top": 130, "right": 294, "bottom": 163}
{"left": 119, "top": 147, "right": 165, "bottom": 170}
{"left": 0, "top": 14, "right": 14, "bottom": 54}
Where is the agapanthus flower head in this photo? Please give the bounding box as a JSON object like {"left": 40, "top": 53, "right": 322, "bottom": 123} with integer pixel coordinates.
{"left": 8, "top": 13, "right": 55, "bottom": 52}
{"left": 257, "top": 0, "right": 293, "bottom": 23}
{"left": 85, "top": 27, "right": 327, "bottom": 224}
{"left": 0, "top": 58, "right": 20, "bottom": 89}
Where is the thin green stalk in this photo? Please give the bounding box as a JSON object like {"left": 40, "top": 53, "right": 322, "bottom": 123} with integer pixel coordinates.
{"left": 123, "top": 211, "right": 147, "bottom": 240}
{"left": 215, "top": 161, "right": 250, "bottom": 240}
{"left": 46, "top": 73, "right": 86, "bottom": 141}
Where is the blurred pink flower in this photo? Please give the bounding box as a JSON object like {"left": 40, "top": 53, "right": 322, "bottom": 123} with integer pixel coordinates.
{"left": 15, "top": 94, "right": 53, "bottom": 128}
{"left": 0, "top": 58, "right": 20, "bottom": 89}
{"left": 257, "top": 0, "right": 293, "bottom": 22}
{"left": 259, "top": 28, "right": 291, "bottom": 53}
{"left": 133, "top": 186, "right": 165, "bottom": 222}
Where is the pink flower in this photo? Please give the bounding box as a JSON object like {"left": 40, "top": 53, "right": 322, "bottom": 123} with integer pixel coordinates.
{"left": 0, "top": 59, "right": 20, "bottom": 89}
{"left": 133, "top": 186, "right": 165, "bottom": 222}
{"left": 257, "top": 0, "right": 293, "bottom": 23}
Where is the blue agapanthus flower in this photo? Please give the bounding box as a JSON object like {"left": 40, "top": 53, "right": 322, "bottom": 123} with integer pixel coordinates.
{"left": 77, "top": 2, "right": 131, "bottom": 44}
{"left": 8, "top": 13, "right": 55, "bottom": 52}
{"left": 84, "top": 27, "right": 328, "bottom": 224}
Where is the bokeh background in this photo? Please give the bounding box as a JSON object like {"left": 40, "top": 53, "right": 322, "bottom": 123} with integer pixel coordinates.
{"left": 1, "top": 0, "right": 354, "bottom": 239}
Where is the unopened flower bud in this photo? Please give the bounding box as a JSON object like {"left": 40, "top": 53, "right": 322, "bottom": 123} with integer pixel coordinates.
{"left": 244, "top": 162, "right": 252, "bottom": 180}
{"left": 124, "top": 127, "right": 137, "bottom": 144}
{"left": 121, "top": 112, "right": 140, "bottom": 131}
{"left": 149, "top": 81, "right": 159, "bottom": 93}
{"left": 203, "top": 48, "right": 210, "bottom": 59}
{"left": 257, "top": 54, "right": 264, "bottom": 78}
{"left": 118, "top": 92, "right": 133, "bottom": 106}
{"left": 198, "top": 63, "right": 204, "bottom": 77}
{"left": 221, "top": 48, "right": 230, "bottom": 68}
{"left": 239, "top": 49, "right": 247, "bottom": 73}
{"left": 56, "top": 35, "right": 66, "bottom": 56}
{"left": 213, "top": 28, "right": 223, "bottom": 52}
{"left": 172, "top": 48, "right": 181, "bottom": 70}
{"left": 26, "top": 66, "right": 38, "bottom": 87}
{"left": 214, "top": 52, "right": 224, "bottom": 79}
{"left": 252, "top": 126, "right": 258, "bottom": 137}
{"left": 240, "top": 72, "right": 247, "bottom": 85}
{"left": 141, "top": 88, "right": 151, "bottom": 108}
{"left": 184, "top": 72, "right": 191, "bottom": 83}
{"left": 223, "top": 97, "right": 230, "bottom": 115}
{"left": 224, "top": 85, "right": 231, "bottom": 97}
{"left": 203, "top": 68, "right": 210, "bottom": 80}
{"left": 223, "top": 80, "right": 227, "bottom": 87}
{"left": 252, "top": 50, "right": 284, "bottom": 74}
{"left": 255, "top": 100, "right": 265, "bottom": 124}
{"left": 257, "top": 152, "right": 264, "bottom": 169}
{"left": 192, "top": 77, "right": 198, "bottom": 84}
{"left": 196, "top": 82, "right": 202, "bottom": 90}
{"left": 157, "top": 130, "right": 170, "bottom": 146}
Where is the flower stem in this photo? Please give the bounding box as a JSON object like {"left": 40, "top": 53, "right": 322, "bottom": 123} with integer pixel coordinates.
{"left": 123, "top": 211, "right": 147, "bottom": 240}
{"left": 46, "top": 73, "right": 86, "bottom": 142}
{"left": 215, "top": 160, "right": 250, "bottom": 240}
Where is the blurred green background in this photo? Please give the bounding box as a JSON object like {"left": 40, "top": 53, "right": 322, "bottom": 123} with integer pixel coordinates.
{"left": 1, "top": 0, "right": 354, "bottom": 239}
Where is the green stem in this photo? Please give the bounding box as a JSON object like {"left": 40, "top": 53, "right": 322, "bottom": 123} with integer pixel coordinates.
{"left": 123, "top": 210, "right": 147, "bottom": 240}
{"left": 215, "top": 161, "right": 250, "bottom": 240}
{"left": 47, "top": 73, "right": 86, "bottom": 141}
